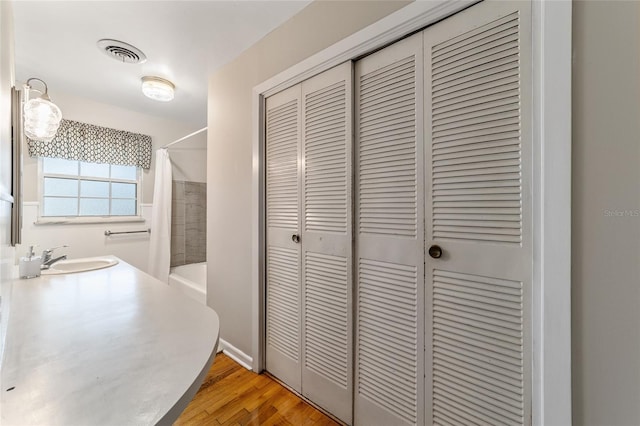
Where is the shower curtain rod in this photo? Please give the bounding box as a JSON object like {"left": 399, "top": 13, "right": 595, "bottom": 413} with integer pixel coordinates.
{"left": 162, "top": 127, "right": 207, "bottom": 149}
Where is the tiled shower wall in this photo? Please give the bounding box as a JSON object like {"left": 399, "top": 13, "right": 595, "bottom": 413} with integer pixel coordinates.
{"left": 171, "top": 181, "right": 206, "bottom": 267}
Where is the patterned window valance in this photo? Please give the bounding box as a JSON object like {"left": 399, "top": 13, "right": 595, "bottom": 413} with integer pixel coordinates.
{"left": 27, "top": 119, "right": 153, "bottom": 169}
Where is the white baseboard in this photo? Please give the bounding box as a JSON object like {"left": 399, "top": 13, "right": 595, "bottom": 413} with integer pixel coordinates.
{"left": 219, "top": 338, "right": 253, "bottom": 371}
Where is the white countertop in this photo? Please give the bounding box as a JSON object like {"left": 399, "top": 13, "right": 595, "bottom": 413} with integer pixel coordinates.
{"left": 1, "top": 257, "right": 219, "bottom": 426}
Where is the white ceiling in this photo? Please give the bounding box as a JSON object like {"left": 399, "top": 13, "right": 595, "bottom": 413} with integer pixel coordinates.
{"left": 13, "top": 1, "right": 311, "bottom": 127}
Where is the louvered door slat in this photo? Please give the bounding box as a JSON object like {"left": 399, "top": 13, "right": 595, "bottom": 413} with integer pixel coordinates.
{"left": 358, "top": 51, "right": 417, "bottom": 238}
{"left": 266, "top": 246, "right": 300, "bottom": 360}
{"left": 434, "top": 373, "right": 523, "bottom": 414}
{"left": 304, "top": 252, "right": 348, "bottom": 388}
{"left": 267, "top": 97, "right": 299, "bottom": 231}
{"left": 304, "top": 80, "right": 347, "bottom": 234}
{"left": 430, "top": 10, "right": 523, "bottom": 245}
{"left": 425, "top": 2, "right": 532, "bottom": 425}
{"left": 435, "top": 75, "right": 519, "bottom": 104}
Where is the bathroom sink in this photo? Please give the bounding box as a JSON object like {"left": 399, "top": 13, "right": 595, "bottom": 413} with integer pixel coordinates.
{"left": 41, "top": 257, "right": 119, "bottom": 275}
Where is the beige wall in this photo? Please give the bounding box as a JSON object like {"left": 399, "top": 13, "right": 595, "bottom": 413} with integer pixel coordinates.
{"left": 207, "top": 0, "right": 410, "bottom": 356}
{"left": 572, "top": 1, "right": 640, "bottom": 424}
{"left": 170, "top": 131, "right": 207, "bottom": 183}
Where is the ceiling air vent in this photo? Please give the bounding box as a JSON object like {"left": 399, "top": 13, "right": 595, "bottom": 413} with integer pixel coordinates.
{"left": 97, "top": 39, "right": 147, "bottom": 64}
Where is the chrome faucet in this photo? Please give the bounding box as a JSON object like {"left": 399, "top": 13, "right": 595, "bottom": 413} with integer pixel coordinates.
{"left": 41, "top": 245, "right": 68, "bottom": 270}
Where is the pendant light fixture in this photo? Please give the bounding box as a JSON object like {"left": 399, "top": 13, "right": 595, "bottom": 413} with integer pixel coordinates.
{"left": 23, "top": 78, "right": 62, "bottom": 142}
{"left": 141, "top": 76, "right": 175, "bottom": 102}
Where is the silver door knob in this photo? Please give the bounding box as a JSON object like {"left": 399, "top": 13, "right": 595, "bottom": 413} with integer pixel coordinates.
{"left": 292, "top": 234, "right": 301, "bottom": 243}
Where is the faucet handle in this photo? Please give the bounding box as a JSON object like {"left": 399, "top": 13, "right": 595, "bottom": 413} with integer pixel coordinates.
{"left": 42, "top": 245, "right": 68, "bottom": 255}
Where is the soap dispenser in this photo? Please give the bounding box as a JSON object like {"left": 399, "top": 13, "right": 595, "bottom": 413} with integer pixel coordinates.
{"left": 19, "top": 246, "right": 42, "bottom": 279}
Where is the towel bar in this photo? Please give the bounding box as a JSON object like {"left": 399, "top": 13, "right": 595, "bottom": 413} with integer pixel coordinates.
{"left": 104, "top": 228, "right": 151, "bottom": 236}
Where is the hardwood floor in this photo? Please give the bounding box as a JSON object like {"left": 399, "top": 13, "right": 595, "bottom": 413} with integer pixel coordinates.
{"left": 175, "top": 353, "right": 340, "bottom": 426}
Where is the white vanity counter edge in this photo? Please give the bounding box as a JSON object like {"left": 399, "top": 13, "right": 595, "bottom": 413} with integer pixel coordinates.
{"left": 0, "top": 256, "right": 220, "bottom": 426}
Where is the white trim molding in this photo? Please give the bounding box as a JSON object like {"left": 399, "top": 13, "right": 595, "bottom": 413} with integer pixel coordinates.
{"left": 532, "top": 1, "right": 573, "bottom": 425}
{"left": 251, "top": 1, "right": 572, "bottom": 424}
{"left": 26, "top": 201, "right": 149, "bottom": 225}
{"left": 219, "top": 338, "right": 253, "bottom": 371}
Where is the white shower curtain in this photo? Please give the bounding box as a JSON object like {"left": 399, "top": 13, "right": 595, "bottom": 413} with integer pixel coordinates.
{"left": 148, "top": 148, "right": 172, "bottom": 283}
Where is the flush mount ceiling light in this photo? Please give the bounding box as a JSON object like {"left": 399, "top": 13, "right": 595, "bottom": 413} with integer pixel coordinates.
{"left": 141, "top": 76, "right": 175, "bottom": 102}
{"left": 23, "top": 78, "right": 62, "bottom": 142}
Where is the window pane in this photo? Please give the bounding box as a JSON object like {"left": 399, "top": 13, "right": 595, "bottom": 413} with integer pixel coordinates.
{"left": 80, "top": 162, "right": 109, "bottom": 178}
{"left": 79, "top": 198, "right": 109, "bottom": 216}
{"left": 111, "top": 165, "right": 137, "bottom": 181}
{"left": 43, "top": 197, "right": 78, "bottom": 216}
{"left": 44, "top": 177, "right": 78, "bottom": 197}
{"left": 111, "top": 182, "right": 136, "bottom": 199}
{"left": 43, "top": 158, "right": 78, "bottom": 175}
{"left": 42, "top": 159, "right": 140, "bottom": 219}
{"left": 80, "top": 180, "right": 109, "bottom": 197}
{"left": 111, "top": 199, "right": 136, "bottom": 216}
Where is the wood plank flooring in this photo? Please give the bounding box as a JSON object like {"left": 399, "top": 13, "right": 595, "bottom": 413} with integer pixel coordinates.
{"left": 175, "top": 353, "right": 340, "bottom": 426}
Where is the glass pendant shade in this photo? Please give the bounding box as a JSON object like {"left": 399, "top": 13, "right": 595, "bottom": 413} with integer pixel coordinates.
{"left": 141, "top": 76, "right": 175, "bottom": 102}
{"left": 23, "top": 96, "right": 63, "bottom": 142}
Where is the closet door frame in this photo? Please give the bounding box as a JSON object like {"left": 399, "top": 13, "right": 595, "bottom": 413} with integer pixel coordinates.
{"left": 251, "top": 2, "right": 572, "bottom": 425}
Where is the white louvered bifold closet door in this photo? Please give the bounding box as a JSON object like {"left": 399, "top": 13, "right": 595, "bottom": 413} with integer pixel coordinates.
{"left": 424, "top": 1, "right": 532, "bottom": 425}
{"left": 354, "top": 33, "right": 425, "bottom": 426}
{"left": 265, "top": 63, "right": 353, "bottom": 423}
{"left": 265, "top": 85, "right": 302, "bottom": 392}
{"left": 300, "top": 62, "right": 353, "bottom": 424}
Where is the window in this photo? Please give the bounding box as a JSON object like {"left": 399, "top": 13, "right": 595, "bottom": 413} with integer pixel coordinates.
{"left": 40, "top": 157, "right": 140, "bottom": 218}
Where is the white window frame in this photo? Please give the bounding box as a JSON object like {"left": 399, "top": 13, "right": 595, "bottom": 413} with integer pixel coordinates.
{"left": 249, "top": 1, "right": 572, "bottom": 425}
{"left": 36, "top": 157, "right": 145, "bottom": 224}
